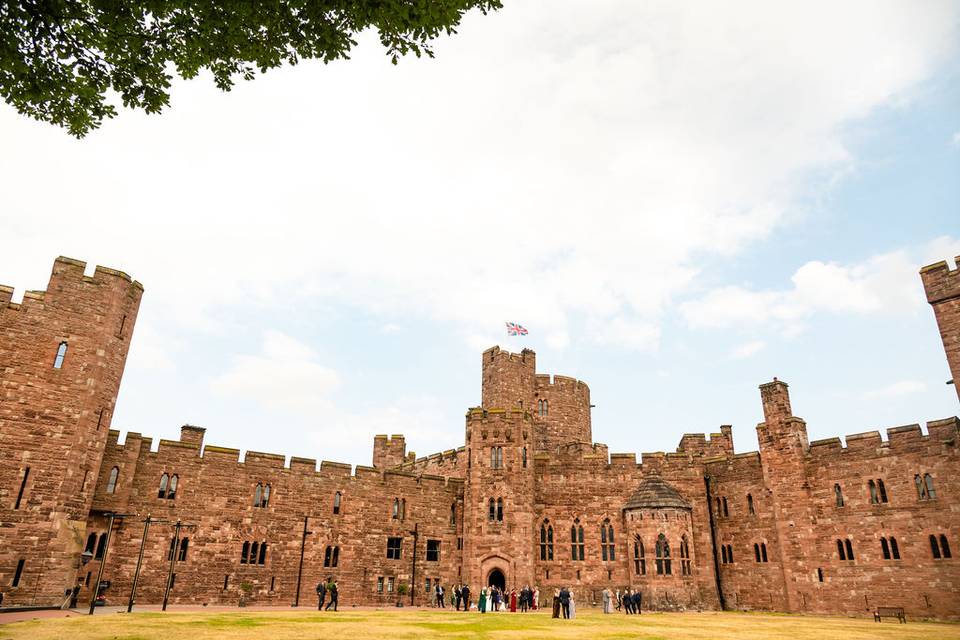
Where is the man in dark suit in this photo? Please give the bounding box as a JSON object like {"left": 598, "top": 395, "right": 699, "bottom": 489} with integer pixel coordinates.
{"left": 623, "top": 588, "right": 633, "bottom": 614}
{"left": 316, "top": 581, "right": 326, "bottom": 610}
{"left": 632, "top": 590, "right": 642, "bottom": 614}
{"left": 559, "top": 587, "right": 570, "bottom": 619}
{"left": 461, "top": 585, "right": 471, "bottom": 611}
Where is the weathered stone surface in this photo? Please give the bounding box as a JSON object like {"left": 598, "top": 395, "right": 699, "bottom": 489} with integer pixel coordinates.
{"left": 0, "top": 257, "right": 957, "bottom": 620}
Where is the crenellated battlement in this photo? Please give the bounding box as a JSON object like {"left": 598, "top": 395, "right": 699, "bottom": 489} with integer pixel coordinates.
{"left": 676, "top": 425, "right": 734, "bottom": 457}
{"left": 805, "top": 417, "right": 959, "bottom": 459}
{"left": 534, "top": 373, "right": 590, "bottom": 394}
{"left": 2, "top": 256, "right": 143, "bottom": 313}
{"left": 921, "top": 257, "right": 960, "bottom": 304}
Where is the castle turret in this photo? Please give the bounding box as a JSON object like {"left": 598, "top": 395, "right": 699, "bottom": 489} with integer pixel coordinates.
{"left": 462, "top": 408, "right": 536, "bottom": 591}
{"left": 481, "top": 346, "right": 592, "bottom": 450}
{"left": 0, "top": 257, "right": 142, "bottom": 605}
{"left": 921, "top": 258, "right": 960, "bottom": 402}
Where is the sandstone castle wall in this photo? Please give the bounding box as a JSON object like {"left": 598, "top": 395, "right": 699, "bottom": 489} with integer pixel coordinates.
{"left": 0, "top": 257, "right": 957, "bottom": 619}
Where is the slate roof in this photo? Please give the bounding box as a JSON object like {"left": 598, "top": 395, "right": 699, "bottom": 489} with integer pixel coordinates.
{"left": 623, "top": 476, "right": 691, "bottom": 510}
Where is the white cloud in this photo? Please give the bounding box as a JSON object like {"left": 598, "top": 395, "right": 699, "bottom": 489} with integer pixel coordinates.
{"left": 681, "top": 237, "right": 959, "bottom": 331}
{"left": 1, "top": 1, "right": 956, "bottom": 352}
{"left": 211, "top": 330, "right": 340, "bottom": 412}
{"left": 952, "top": 131, "right": 960, "bottom": 146}
{"left": 730, "top": 341, "right": 766, "bottom": 359}
{"left": 380, "top": 323, "right": 402, "bottom": 335}
{"left": 861, "top": 380, "right": 927, "bottom": 400}
{"left": 591, "top": 317, "right": 661, "bottom": 352}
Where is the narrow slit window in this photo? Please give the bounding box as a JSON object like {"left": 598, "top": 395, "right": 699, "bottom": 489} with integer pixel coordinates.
{"left": 14, "top": 466, "right": 29, "bottom": 509}
{"left": 106, "top": 467, "right": 119, "bottom": 494}
{"left": 158, "top": 474, "right": 169, "bottom": 499}
{"left": 12, "top": 559, "right": 24, "bottom": 587}
{"left": 53, "top": 341, "right": 67, "bottom": 369}
{"left": 178, "top": 538, "right": 189, "bottom": 562}
{"left": 167, "top": 475, "right": 178, "bottom": 500}
{"left": 333, "top": 491, "right": 342, "bottom": 515}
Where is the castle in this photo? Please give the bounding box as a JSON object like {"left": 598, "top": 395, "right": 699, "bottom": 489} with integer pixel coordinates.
{"left": 0, "top": 256, "right": 958, "bottom": 618}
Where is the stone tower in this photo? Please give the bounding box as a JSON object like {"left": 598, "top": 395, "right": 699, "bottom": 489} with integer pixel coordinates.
{"left": 462, "top": 407, "right": 537, "bottom": 591}
{"left": 481, "top": 346, "right": 592, "bottom": 450}
{"left": 0, "top": 257, "right": 142, "bottom": 605}
{"left": 921, "top": 257, "right": 960, "bottom": 402}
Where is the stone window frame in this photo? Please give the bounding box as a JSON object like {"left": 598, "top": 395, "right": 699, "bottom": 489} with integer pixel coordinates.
{"left": 834, "top": 483, "right": 844, "bottom": 508}
{"left": 253, "top": 483, "right": 272, "bottom": 508}
{"left": 386, "top": 536, "right": 403, "bottom": 560}
{"left": 835, "top": 538, "right": 854, "bottom": 561}
{"left": 570, "top": 519, "right": 585, "bottom": 561}
{"left": 747, "top": 493, "right": 755, "bottom": 515}
{"left": 929, "top": 533, "right": 952, "bottom": 559}
{"left": 679, "top": 535, "right": 692, "bottom": 575}
{"left": 333, "top": 491, "right": 342, "bottom": 515}
{"left": 324, "top": 545, "right": 340, "bottom": 567}
{"left": 158, "top": 473, "right": 178, "bottom": 500}
{"left": 600, "top": 518, "right": 615, "bottom": 562}
{"left": 540, "top": 520, "right": 554, "bottom": 561}
{"left": 880, "top": 536, "right": 900, "bottom": 560}
{"left": 868, "top": 479, "right": 888, "bottom": 505}
{"left": 633, "top": 536, "right": 646, "bottom": 575}
{"left": 106, "top": 466, "right": 119, "bottom": 494}
{"left": 490, "top": 446, "right": 504, "bottom": 469}
{"left": 426, "top": 539, "right": 441, "bottom": 562}
{"left": 916, "top": 473, "right": 937, "bottom": 501}
{"left": 53, "top": 341, "right": 68, "bottom": 369}
{"left": 450, "top": 502, "right": 457, "bottom": 526}
{"left": 655, "top": 533, "right": 671, "bottom": 575}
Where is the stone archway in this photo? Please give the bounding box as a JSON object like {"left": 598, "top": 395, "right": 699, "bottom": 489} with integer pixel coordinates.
{"left": 487, "top": 568, "right": 506, "bottom": 591}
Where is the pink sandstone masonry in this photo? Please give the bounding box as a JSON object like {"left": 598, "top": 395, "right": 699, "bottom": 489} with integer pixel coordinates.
{"left": 0, "top": 257, "right": 957, "bottom": 619}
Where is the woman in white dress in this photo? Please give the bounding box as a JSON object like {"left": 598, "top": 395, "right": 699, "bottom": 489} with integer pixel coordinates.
{"left": 568, "top": 589, "right": 576, "bottom": 619}
{"left": 533, "top": 586, "right": 539, "bottom": 610}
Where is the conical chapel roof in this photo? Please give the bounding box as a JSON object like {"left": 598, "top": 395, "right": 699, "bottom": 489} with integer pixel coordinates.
{"left": 623, "top": 476, "right": 691, "bottom": 510}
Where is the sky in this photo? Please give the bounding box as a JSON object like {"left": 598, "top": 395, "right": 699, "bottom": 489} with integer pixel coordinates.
{"left": 1, "top": 1, "right": 958, "bottom": 467}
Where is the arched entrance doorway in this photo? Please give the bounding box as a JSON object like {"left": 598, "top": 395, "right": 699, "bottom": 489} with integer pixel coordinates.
{"left": 487, "top": 568, "right": 506, "bottom": 591}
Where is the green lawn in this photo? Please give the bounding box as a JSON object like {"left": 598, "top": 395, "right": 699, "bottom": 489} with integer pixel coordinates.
{"left": 1, "top": 608, "right": 957, "bottom": 640}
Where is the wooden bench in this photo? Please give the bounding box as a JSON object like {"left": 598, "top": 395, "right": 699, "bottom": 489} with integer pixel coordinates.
{"left": 874, "top": 607, "right": 906, "bottom": 623}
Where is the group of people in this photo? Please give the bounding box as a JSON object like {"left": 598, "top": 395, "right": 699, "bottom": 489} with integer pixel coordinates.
{"left": 551, "top": 587, "right": 577, "bottom": 619}
{"left": 432, "top": 584, "right": 541, "bottom": 612}
{"left": 315, "top": 579, "right": 339, "bottom": 611}
{"left": 614, "top": 588, "right": 642, "bottom": 614}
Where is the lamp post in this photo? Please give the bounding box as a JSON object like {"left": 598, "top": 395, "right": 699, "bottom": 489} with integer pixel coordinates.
{"left": 128, "top": 515, "right": 172, "bottom": 613}
{"left": 409, "top": 523, "right": 419, "bottom": 607}
{"left": 293, "top": 516, "right": 313, "bottom": 607}
{"left": 88, "top": 512, "right": 133, "bottom": 615}
{"left": 161, "top": 520, "right": 196, "bottom": 611}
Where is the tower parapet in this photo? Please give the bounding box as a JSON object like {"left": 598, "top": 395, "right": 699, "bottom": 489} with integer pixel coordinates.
{"left": 372, "top": 434, "right": 407, "bottom": 468}
{"left": 921, "top": 257, "right": 960, "bottom": 401}
{"left": 481, "top": 346, "right": 592, "bottom": 450}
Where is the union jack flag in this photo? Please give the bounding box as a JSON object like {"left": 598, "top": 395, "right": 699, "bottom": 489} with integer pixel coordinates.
{"left": 506, "top": 322, "right": 528, "bottom": 336}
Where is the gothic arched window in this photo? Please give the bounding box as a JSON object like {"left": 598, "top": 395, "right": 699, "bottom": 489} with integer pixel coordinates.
{"left": 158, "top": 473, "right": 169, "bottom": 499}
{"left": 680, "top": 535, "right": 692, "bottom": 575}
{"left": 655, "top": 533, "right": 671, "bottom": 575}
{"left": 570, "top": 519, "right": 585, "bottom": 560}
{"left": 634, "top": 536, "right": 646, "bottom": 575}
{"left": 540, "top": 520, "right": 554, "bottom": 561}
{"left": 600, "top": 519, "right": 615, "bottom": 561}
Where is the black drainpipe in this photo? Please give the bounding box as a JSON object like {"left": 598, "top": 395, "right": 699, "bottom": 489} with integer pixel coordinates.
{"left": 704, "top": 474, "right": 726, "bottom": 610}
